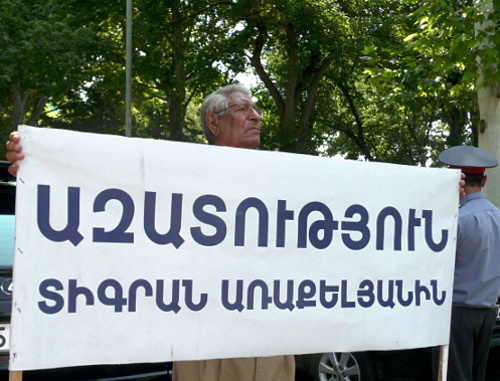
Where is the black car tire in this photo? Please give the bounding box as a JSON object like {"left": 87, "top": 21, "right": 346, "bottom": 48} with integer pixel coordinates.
{"left": 297, "top": 351, "right": 378, "bottom": 381}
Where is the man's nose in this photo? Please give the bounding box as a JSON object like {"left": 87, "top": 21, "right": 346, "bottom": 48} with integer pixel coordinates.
{"left": 249, "top": 107, "right": 262, "bottom": 120}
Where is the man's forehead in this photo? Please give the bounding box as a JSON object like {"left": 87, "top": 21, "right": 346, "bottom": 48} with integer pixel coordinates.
{"left": 227, "top": 91, "right": 254, "bottom": 104}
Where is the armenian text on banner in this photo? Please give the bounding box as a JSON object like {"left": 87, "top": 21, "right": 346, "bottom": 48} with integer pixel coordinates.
{"left": 10, "top": 125, "right": 459, "bottom": 371}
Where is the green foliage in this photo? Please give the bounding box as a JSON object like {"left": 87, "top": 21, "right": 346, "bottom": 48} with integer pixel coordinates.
{"left": 130, "top": 0, "right": 235, "bottom": 141}
{"left": 0, "top": 0, "right": 99, "bottom": 111}
{"left": 349, "top": 0, "right": 480, "bottom": 162}
{"left": 1, "top": 0, "right": 490, "bottom": 165}
{"left": 0, "top": 0, "right": 104, "bottom": 158}
{"left": 411, "top": 0, "right": 498, "bottom": 87}
{"left": 228, "top": 0, "right": 363, "bottom": 154}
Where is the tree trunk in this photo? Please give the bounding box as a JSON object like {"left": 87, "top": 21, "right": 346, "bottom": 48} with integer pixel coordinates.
{"left": 476, "top": 0, "right": 499, "bottom": 206}
{"left": 167, "top": 4, "right": 186, "bottom": 142}
{"left": 9, "top": 84, "right": 46, "bottom": 129}
{"left": 477, "top": 84, "right": 499, "bottom": 206}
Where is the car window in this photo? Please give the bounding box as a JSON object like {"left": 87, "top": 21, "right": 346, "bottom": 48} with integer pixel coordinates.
{"left": 0, "top": 214, "right": 15, "bottom": 266}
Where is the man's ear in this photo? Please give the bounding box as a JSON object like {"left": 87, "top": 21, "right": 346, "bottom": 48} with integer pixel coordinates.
{"left": 205, "top": 113, "right": 219, "bottom": 136}
{"left": 481, "top": 175, "right": 487, "bottom": 187}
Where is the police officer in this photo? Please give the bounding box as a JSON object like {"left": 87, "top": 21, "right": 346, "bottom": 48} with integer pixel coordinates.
{"left": 439, "top": 146, "right": 500, "bottom": 381}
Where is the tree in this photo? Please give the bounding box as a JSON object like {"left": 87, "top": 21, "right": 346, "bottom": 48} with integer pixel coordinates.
{"left": 42, "top": 0, "right": 138, "bottom": 137}
{"left": 406, "top": 0, "right": 498, "bottom": 203}
{"left": 227, "top": 0, "right": 471, "bottom": 165}
{"left": 1, "top": 0, "right": 482, "bottom": 168}
{"left": 228, "top": 0, "right": 361, "bottom": 154}
{"left": 327, "top": 0, "right": 479, "bottom": 164}
{"left": 0, "top": 0, "right": 100, "bottom": 150}
{"left": 131, "top": 0, "right": 238, "bottom": 141}
{"left": 475, "top": 0, "right": 499, "bottom": 205}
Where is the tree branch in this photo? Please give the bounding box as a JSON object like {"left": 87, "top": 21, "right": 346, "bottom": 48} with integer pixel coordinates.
{"left": 249, "top": 24, "right": 284, "bottom": 114}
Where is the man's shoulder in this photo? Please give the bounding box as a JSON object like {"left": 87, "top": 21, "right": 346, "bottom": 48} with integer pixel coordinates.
{"left": 459, "top": 193, "right": 499, "bottom": 218}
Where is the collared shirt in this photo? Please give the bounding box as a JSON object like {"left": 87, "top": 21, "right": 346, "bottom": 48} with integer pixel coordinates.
{"left": 453, "top": 192, "right": 500, "bottom": 307}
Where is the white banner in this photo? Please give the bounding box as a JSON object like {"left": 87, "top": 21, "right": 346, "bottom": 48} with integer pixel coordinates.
{"left": 10, "top": 125, "right": 459, "bottom": 371}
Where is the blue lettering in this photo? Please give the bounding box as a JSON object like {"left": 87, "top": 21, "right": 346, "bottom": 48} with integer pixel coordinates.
{"left": 93, "top": 189, "right": 134, "bottom": 243}
{"left": 377, "top": 279, "right": 395, "bottom": 308}
{"left": 191, "top": 195, "right": 226, "bottom": 246}
{"left": 221, "top": 279, "right": 245, "bottom": 312}
{"left": 341, "top": 279, "right": 355, "bottom": 307}
{"left": 319, "top": 280, "right": 339, "bottom": 308}
{"left": 156, "top": 279, "right": 181, "bottom": 313}
{"left": 37, "top": 185, "right": 84, "bottom": 246}
{"left": 247, "top": 279, "right": 272, "bottom": 310}
{"left": 97, "top": 279, "right": 127, "bottom": 312}
{"left": 341, "top": 204, "right": 370, "bottom": 250}
{"left": 182, "top": 280, "right": 208, "bottom": 311}
{"left": 235, "top": 198, "right": 269, "bottom": 247}
{"left": 144, "top": 192, "right": 184, "bottom": 248}
{"left": 414, "top": 280, "right": 431, "bottom": 306}
{"left": 376, "top": 207, "right": 402, "bottom": 251}
{"left": 407, "top": 209, "right": 421, "bottom": 251}
{"left": 128, "top": 279, "right": 153, "bottom": 312}
{"left": 298, "top": 202, "right": 338, "bottom": 249}
{"left": 431, "top": 279, "right": 446, "bottom": 305}
{"left": 357, "top": 279, "right": 375, "bottom": 307}
{"left": 423, "top": 210, "right": 448, "bottom": 252}
{"left": 38, "top": 279, "right": 65, "bottom": 314}
{"left": 276, "top": 200, "right": 294, "bottom": 247}
{"left": 68, "top": 279, "right": 95, "bottom": 313}
{"left": 395, "top": 279, "right": 413, "bottom": 306}
{"left": 296, "top": 280, "right": 316, "bottom": 308}
{"left": 273, "top": 280, "right": 295, "bottom": 311}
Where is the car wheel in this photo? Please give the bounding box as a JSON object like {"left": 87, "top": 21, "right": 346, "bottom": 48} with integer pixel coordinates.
{"left": 296, "top": 351, "right": 378, "bottom": 381}
{"left": 319, "top": 351, "right": 378, "bottom": 381}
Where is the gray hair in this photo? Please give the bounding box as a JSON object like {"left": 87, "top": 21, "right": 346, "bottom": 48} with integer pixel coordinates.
{"left": 200, "top": 84, "right": 251, "bottom": 144}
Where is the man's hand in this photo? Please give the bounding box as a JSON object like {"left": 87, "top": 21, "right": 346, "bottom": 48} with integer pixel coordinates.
{"left": 459, "top": 173, "right": 466, "bottom": 199}
{"left": 5, "top": 131, "right": 24, "bottom": 177}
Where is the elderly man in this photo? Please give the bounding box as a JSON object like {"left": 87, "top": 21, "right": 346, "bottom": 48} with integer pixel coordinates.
{"left": 171, "top": 84, "right": 296, "bottom": 380}
{"left": 5, "top": 84, "right": 296, "bottom": 381}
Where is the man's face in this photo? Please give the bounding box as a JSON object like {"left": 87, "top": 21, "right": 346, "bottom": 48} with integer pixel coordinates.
{"left": 208, "top": 91, "right": 262, "bottom": 149}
